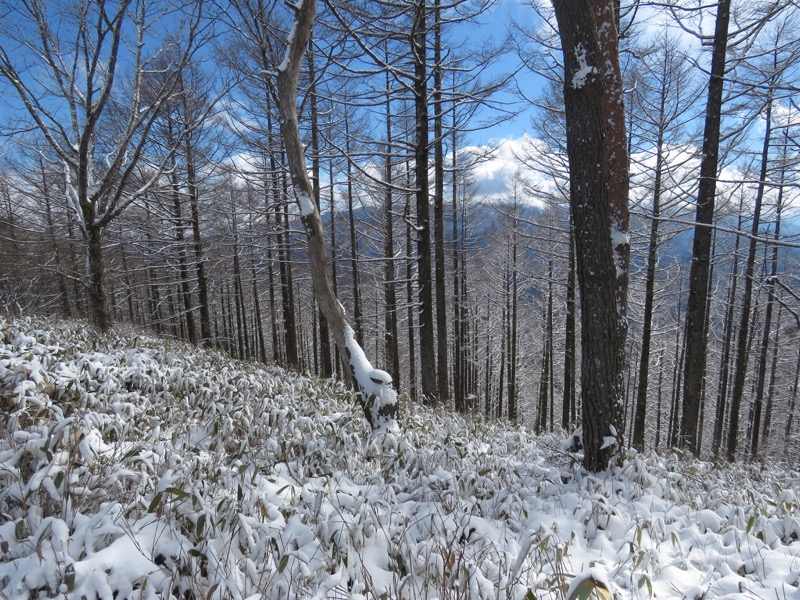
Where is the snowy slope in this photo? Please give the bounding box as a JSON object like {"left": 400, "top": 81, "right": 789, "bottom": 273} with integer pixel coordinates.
{"left": 1, "top": 316, "right": 799, "bottom": 599}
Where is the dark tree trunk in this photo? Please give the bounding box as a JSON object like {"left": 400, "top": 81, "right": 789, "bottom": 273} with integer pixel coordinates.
{"left": 383, "top": 63, "right": 400, "bottom": 388}
{"left": 433, "top": 0, "right": 449, "bottom": 404}
{"left": 412, "top": 0, "right": 437, "bottom": 404}
{"left": 86, "top": 224, "right": 111, "bottom": 333}
{"left": 185, "top": 131, "right": 212, "bottom": 346}
{"left": 562, "top": 219, "right": 576, "bottom": 429}
{"left": 452, "top": 126, "right": 463, "bottom": 413}
{"left": 552, "top": 0, "right": 629, "bottom": 471}
{"left": 278, "top": 172, "right": 299, "bottom": 369}
{"left": 681, "top": 0, "right": 731, "bottom": 455}
{"left": 251, "top": 252, "right": 267, "bottom": 362}
{"left": 760, "top": 161, "right": 786, "bottom": 453}
{"left": 507, "top": 235, "right": 518, "bottom": 421}
{"left": 404, "top": 171, "right": 418, "bottom": 404}
{"left": 171, "top": 160, "right": 196, "bottom": 344}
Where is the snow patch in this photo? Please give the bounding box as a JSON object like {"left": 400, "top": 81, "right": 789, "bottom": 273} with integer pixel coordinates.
{"left": 294, "top": 189, "right": 315, "bottom": 216}
{"left": 344, "top": 325, "right": 396, "bottom": 432}
{"left": 277, "top": 21, "right": 298, "bottom": 73}
{"left": 572, "top": 43, "right": 597, "bottom": 89}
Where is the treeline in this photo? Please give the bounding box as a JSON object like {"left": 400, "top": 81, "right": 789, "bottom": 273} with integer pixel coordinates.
{"left": 0, "top": 0, "right": 799, "bottom": 463}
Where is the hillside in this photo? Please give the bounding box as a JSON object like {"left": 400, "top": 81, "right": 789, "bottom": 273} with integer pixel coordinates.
{"left": 1, "top": 316, "right": 799, "bottom": 599}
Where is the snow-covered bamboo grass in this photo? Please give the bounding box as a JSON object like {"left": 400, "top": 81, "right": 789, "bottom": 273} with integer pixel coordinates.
{"left": 1, "top": 316, "right": 799, "bottom": 599}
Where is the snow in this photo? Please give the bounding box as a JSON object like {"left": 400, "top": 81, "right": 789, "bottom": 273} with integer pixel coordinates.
{"left": 1, "top": 315, "right": 800, "bottom": 599}
{"left": 572, "top": 44, "right": 597, "bottom": 89}
{"left": 294, "top": 188, "right": 315, "bottom": 216}
{"left": 277, "top": 21, "right": 298, "bottom": 73}
{"left": 343, "top": 325, "right": 397, "bottom": 432}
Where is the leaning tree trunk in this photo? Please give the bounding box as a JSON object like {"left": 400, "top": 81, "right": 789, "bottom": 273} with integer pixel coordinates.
{"left": 276, "top": 0, "right": 396, "bottom": 431}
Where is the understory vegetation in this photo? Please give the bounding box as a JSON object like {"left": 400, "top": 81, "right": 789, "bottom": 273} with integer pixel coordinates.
{"left": 1, "top": 316, "right": 799, "bottom": 599}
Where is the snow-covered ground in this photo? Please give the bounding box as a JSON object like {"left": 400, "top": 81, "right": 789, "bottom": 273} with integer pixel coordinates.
{"left": 1, "top": 316, "right": 799, "bottom": 599}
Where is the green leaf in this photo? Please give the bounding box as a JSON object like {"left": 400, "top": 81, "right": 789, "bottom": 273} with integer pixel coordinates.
{"left": 196, "top": 514, "right": 206, "bottom": 537}
{"left": 567, "top": 577, "right": 613, "bottom": 600}
{"left": 148, "top": 493, "right": 163, "bottom": 513}
{"left": 165, "top": 487, "right": 190, "bottom": 500}
{"left": 746, "top": 515, "right": 757, "bottom": 533}
{"left": 638, "top": 574, "right": 653, "bottom": 598}
{"left": 524, "top": 590, "right": 537, "bottom": 600}
{"left": 14, "top": 520, "right": 24, "bottom": 541}
{"left": 277, "top": 554, "right": 289, "bottom": 574}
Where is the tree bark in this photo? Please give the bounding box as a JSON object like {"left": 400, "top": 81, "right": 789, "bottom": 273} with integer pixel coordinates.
{"left": 86, "top": 224, "right": 111, "bottom": 332}
{"left": 552, "top": 0, "right": 629, "bottom": 471}
{"left": 412, "top": 0, "right": 438, "bottom": 404}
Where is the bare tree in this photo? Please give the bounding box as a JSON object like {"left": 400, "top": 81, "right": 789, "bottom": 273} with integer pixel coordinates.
{"left": 0, "top": 0, "right": 205, "bottom": 331}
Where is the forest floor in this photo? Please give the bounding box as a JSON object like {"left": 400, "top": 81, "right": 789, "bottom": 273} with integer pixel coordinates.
{"left": 1, "top": 315, "right": 799, "bottom": 599}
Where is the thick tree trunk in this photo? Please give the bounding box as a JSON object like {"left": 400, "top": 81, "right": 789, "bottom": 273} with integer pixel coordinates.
{"left": 276, "top": 0, "right": 396, "bottom": 431}
{"left": 86, "top": 224, "right": 111, "bottom": 332}
{"left": 681, "top": 0, "right": 731, "bottom": 455}
{"left": 552, "top": 0, "right": 629, "bottom": 471}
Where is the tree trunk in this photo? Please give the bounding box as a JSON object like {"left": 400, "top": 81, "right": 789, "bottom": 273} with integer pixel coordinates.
{"left": 86, "top": 224, "right": 111, "bottom": 332}
{"left": 412, "top": 0, "right": 438, "bottom": 404}
{"left": 562, "top": 219, "right": 576, "bottom": 429}
{"left": 433, "top": 0, "right": 449, "bottom": 404}
{"left": 383, "top": 62, "right": 400, "bottom": 388}
{"left": 681, "top": 0, "right": 731, "bottom": 455}
{"left": 171, "top": 157, "right": 196, "bottom": 344}
{"left": 552, "top": 0, "right": 629, "bottom": 471}
{"left": 185, "top": 124, "right": 212, "bottom": 346}
{"left": 405, "top": 186, "right": 418, "bottom": 404}
{"left": 308, "top": 45, "right": 333, "bottom": 378}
